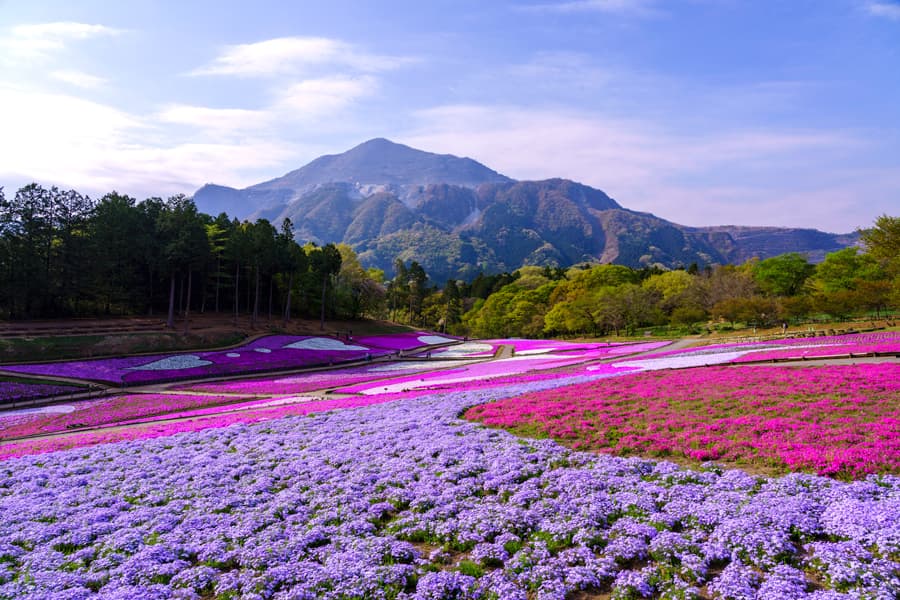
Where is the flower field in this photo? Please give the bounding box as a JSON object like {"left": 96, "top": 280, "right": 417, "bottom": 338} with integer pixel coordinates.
{"left": 0, "top": 378, "right": 85, "bottom": 405}
{"left": 173, "top": 360, "right": 473, "bottom": 396}
{"left": 627, "top": 331, "right": 900, "bottom": 370}
{"left": 0, "top": 393, "right": 259, "bottom": 440}
{"left": 466, "top": 363, "right": 900, "bottom": 478}
{"left": 1, "top": 381, "right": 899, "bottom": 599}
{"left": 1, "top": 332, "right": 899, "bottom": 597}
{"left": 0, "top": 335, "right": 406, "bottom": 385}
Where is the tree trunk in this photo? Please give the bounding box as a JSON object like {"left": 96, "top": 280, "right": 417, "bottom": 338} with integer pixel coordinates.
{"left": 252, "top": 265, "right": 260, "bottom": 328}
{"left": 178, "top": 274, "right": 185, "bottom": 316}
{"left": 183, "top": 270, "right": 192, "bottom": 334}
{"left": 268, "top": 275, "right": 273, "bottom": 322}
{"left": 283, "top": 272, "right": 293, "bottom": 326}
{"left": 215, "top": 257, "right": 220, "bottom": 314}
{"left": 319, "top": 274, "right": 327, "bottom": 330}
{"left": 166, "top": 272, "right": 176, "bottom": 328}
{"left": 233, "top": 262, "right": 240, "bottom": 326}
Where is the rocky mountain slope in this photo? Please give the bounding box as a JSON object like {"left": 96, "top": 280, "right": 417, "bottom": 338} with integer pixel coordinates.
{"left": 194, "top": 138, "right": 855, "bottom": 282}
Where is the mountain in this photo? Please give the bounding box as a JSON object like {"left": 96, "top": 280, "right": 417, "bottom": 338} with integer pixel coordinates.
{"left": 194, "top": 138, "right": 856, "bottom": 282}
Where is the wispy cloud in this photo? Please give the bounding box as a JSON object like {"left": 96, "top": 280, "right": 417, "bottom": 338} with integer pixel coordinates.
{"left": 0, "top": 85, "right": 300, "bottom": 198}
{"left": 50, "top": 69, "right": 107, "bottom": 89}
{"left": 865, "top": 1, "right": 900, "bottom": 20}
{"left": 274, "top": 75, "right": 376, "bottom": 115}
{"left": 522, "top": 0, "right": 659, "bottom": 15}
{"left": 191, "top": 36, "right": 414, "bottom": 77}
{"left": 2, "top": 22, "right": 121, "bottom": 58}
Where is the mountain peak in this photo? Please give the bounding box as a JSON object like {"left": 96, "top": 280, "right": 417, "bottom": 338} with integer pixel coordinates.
{"left": 250, "top": 138, "right": 511, "bottom": 192}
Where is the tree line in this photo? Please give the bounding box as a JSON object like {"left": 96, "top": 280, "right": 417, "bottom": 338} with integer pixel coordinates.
{"left": 390, "top": 216, "right": 900, "bottom": 338}
{"left": 2, "top": 182, "right": 897, "bottom": 339}
{"left": 0, "top": 183, "right": 385, "bottom": 328}
{"left": 450, "top": 215, "right": 900, "bottom": 337}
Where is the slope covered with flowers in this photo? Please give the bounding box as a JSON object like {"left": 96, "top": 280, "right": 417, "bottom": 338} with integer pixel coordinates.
{"left": 466, "top": 364, "right": 900, "bottom": 478}
{"left": 2, "top": 382, "right": 899, "bottom": 599}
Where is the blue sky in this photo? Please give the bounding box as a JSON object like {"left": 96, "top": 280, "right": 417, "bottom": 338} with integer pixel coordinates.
{"left": 0, "top": 0, "right": 897, "bottom": 232}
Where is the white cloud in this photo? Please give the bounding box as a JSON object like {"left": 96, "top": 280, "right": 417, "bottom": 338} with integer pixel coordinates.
{"left": 0, "top": 86, "right": 299, "bottom": 199}
{"left": 50, "top": 69, "right": 107, "bottom": 89}
{"left": 274, "top": 75, "right": 376, "bottom": 116}
{"left": 3, "top": 22, "right": 121, "bottom": 58}
{"left": 157, "top": 104, "right": 270, "bottom": 132}
{"left": 866, "top": 1, "right": 900, "bottom": 19}
{"left": 191, "top": 36, "right": 413, "bottom": 77}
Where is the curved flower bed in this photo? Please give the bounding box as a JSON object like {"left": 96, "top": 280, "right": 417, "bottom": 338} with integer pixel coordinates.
{"left": 354, "top": 332, "right": 460, "bottom": 351}
{"left": 1, "top": 335, "right": 392, "bottom": 385}
{"left": 0, "top": 381, "right": 898, "bottom": 598}
{"left": 467, "top": 364, "right": 900, "bottom": 479}
{"left": 0, "top": 393, "right": 258, "bottom": 440}
{"left": 174, "top": 360, "right": 471, "bottom": 396}
{"left": 629, "top": 331, "right": 900, "bottom": 366}
{"left": 0, "top": 379, "right": 85, "bottom": 405}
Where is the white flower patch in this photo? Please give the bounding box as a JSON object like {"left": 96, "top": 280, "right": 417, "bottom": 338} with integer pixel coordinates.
{"left": 283, "top": 338, "right": 369, "bottom": 351}
{"left": 254, "top": 348, "right": 272, "bottom": 353}
{"left": 129, "top": 355, "right": 213, "bottom": 371}
{"left": 433, "top": 343, "right": 493, "bottom": 357}
{"left": 417, "top": 335, "right": 457, "bottom": 345}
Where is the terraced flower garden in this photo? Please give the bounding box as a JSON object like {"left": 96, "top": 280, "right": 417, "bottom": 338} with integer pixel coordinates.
{"left": 0, "top": 331, "right": 898, "bottom": 598}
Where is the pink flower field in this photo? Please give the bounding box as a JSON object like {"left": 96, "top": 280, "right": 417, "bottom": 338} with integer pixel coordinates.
{"left": 466, "top": 363, "right": 900, "bottom": 479}
{"left": 0, "top": 392, "right": 255, "bottom": 439}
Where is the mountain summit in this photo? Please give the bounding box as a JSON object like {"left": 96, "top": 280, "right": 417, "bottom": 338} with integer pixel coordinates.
{"left": 253, "top": 138, "right": 511, "bottom": 191}
{"left": 193, "top": 139, "right": 854, "bottom": 281}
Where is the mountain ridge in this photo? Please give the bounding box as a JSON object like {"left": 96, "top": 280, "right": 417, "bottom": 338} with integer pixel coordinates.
{"left": 194, "top": 138, "right": 855, "bottom": 281}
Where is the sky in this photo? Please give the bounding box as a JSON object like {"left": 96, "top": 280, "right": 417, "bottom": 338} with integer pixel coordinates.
{"left": 0, "top": 0, "right": 897, "bottom": 233}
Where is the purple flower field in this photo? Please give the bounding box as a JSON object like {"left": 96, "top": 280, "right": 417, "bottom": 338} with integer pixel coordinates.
{"left": 353, "top": 332, "right": 460, "bottom": 351}
{"left": 1, "top": 377, "right": 898, "bottom": 598}
{"left": 0, "top": 335, "right": 396, "bottom": 385}
{"left": 0, "top": 380, "right": 85, "bottom": 405}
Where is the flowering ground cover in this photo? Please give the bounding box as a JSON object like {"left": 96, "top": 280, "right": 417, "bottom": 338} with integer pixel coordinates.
{"left": 353, "top": 332, "right": 459, "bottom": 351}
{"left": 1, "top": 380, "right": 898, "bottom": 598}
{"left": 1, "top": 335, "right": 393, "bottom": 385}
{"left": 624, "top": 331, "right": 900, "bottom": 369}
{"left": 467, "top": 363, "right": 900, "bottom": 479}
{"left": 173, "top": 360, "right": 472, "bottom": 396}
{"left": 0, "top": 377, "right": 85, "bottom": 405}
{"left": 0, "top": 393, "right": 258, "bottom": 440}
{"left": 339, "top": 343, "right": 662, "bottom": 395}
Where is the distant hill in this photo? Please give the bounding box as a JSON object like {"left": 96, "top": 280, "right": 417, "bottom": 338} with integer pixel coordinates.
{"left": 194, "top": 138, "right": 856, "bottom": 282}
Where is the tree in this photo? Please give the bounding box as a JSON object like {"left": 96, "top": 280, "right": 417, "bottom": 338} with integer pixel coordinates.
{"left": 308, "top": 243, "right": 342, "bottom": 329}
{"left": 156, "top": 196, "right": 209, "bottom": 330}
{"left": 813, "top": 247, "right": 883, "bottom": 293}
{"left": 860, "top": 215, "right": 900, "bottom": 271}
{"left": 335, "top": 243, "right": 385, "bottom": 320}
{"left": 752, "top": 253, "right": 814, "bottom": 297}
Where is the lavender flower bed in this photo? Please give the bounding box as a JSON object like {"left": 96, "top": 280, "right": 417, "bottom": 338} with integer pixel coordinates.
{"left": 0, "top": 380, "right": 84, "bottom": 405}
{"left": 1, "top": 379, "right": 898, "bottom": 599}
{"left": 354, "top": 332, "right": 459, "bottom": 351}
{"left": 1, "top": 336, "right": 392, "bottom": 385}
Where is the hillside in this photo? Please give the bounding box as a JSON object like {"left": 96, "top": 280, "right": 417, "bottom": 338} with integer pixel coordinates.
{"left": 194, "top": 138, "right": 855, "bottom": 281}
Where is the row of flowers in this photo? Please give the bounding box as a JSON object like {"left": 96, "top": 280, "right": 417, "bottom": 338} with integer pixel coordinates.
{"left": 0, "top": 379, "right": 85, "bottom": 405}
{"left": 1, "top": 378, "right": 898, "bottom": 599}
{"left": 0, "top": 334, "right": 459, "bottom": 386}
